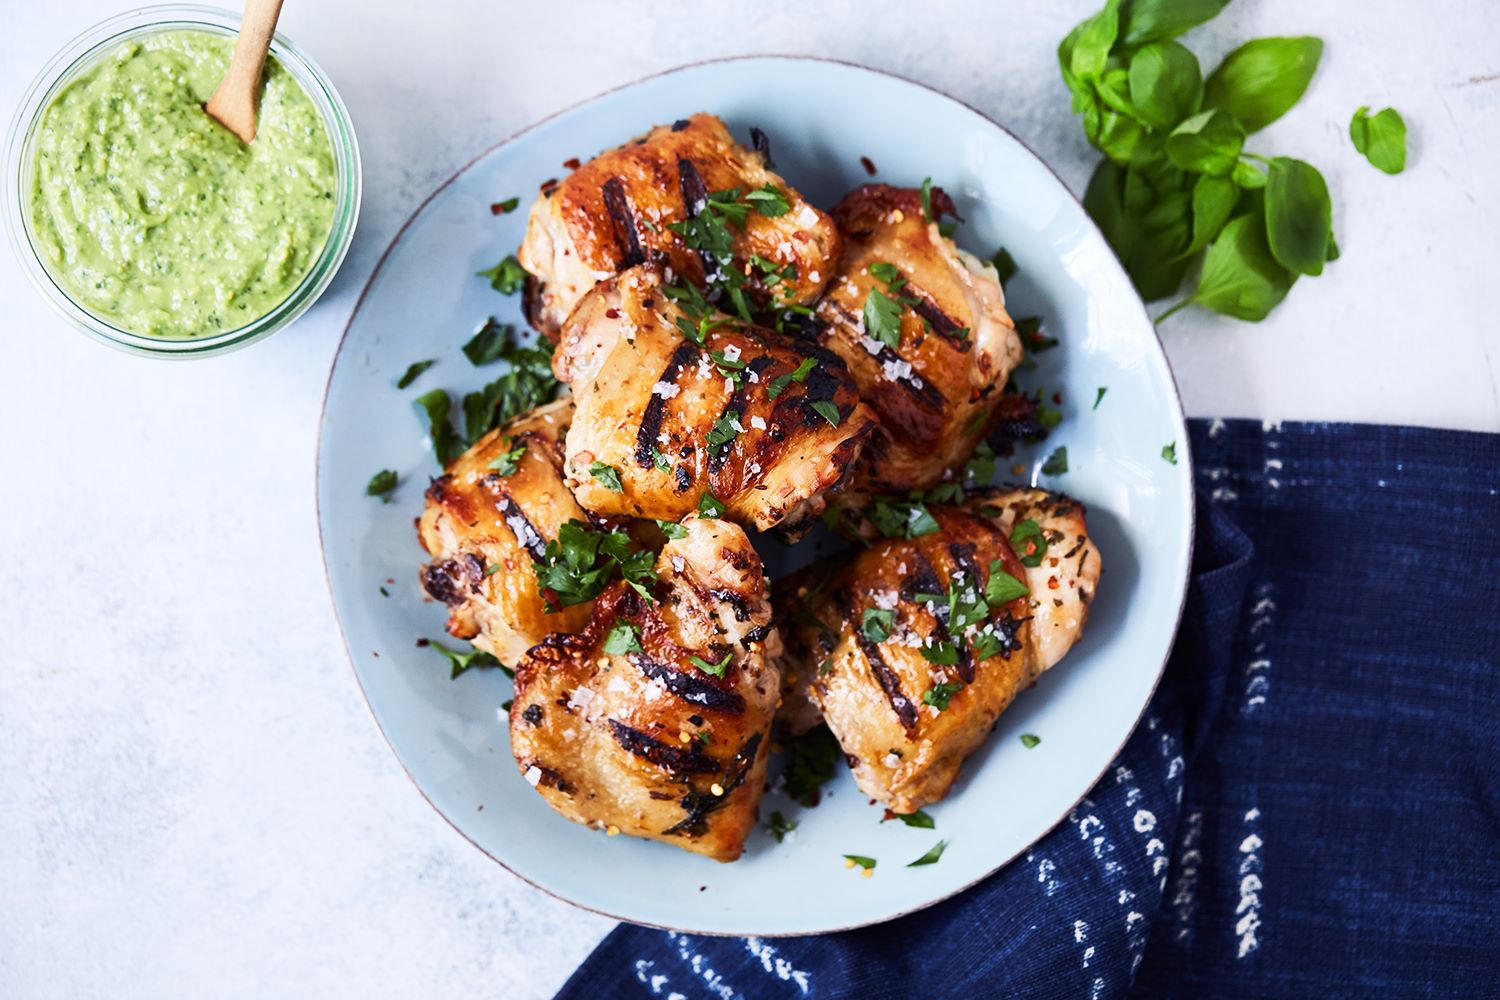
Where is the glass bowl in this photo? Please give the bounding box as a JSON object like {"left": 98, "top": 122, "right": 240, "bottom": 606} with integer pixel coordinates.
{"left": 3, "top": 4, "right": 361, "bottom": 358}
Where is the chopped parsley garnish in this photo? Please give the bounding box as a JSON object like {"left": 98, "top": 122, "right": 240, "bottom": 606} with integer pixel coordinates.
{"left": 844, "top": 854, "right": 877, "bottom": 871}
{"left": 1042, "top": 446, "right": 1069, "bottom": 475}
{"left": 907, "top": 840, "right": 948, "bottom": 867}
{"left": 1010, "top": 518, "right": 1048, "bottom": 567}
{"left": 860, "top": 608, "right": 894, "bottom": 643}
{"left": 767, "top": 810, "right": 797, "bottom": 843}
{"left": 985, "top": 560, "right": 1029, "bottom": 605}
{"left": 428, "top": 639, "right": 506, "bottom": 680}
{"left": 413, "top": 389, "right": 467, "bottom": 467}
{"left": 460, "top": 331, "right": 560, "bottom": 442}
{"left": 462, "top": 318, "right": 514, "bottom": 366}
{"left": 894, "top": 810, "right": 935, "bottom": 829}
{"left": 991, "top": 247, "right": 1017, "bottom": 289}
{"left": 602, "top": 619, "right": 643, "bottom": 655}
{"left": 379, "top": 586, "right": 389, "bottom": 597}
{"left": 867, "top": 495, "right": 941, "bottom": 540}
{"left": 783, "top": 726, "right": 841, "bottom": 807}
{"left": 1020, "top": 733, "right": 1041, "bottom": 749}
{"left": 491, "top": 196, "right": 519, "bottom": 214}
{"left": 923, "top": 680, "right": 964, "bottom": 709}
{"left": 919, "top": 176, "right": 936, "bottom": 222}
{"left": 487, "top": 441, "right": 526, "bottom": 477}
{"left": 706, "top": 412, "right": 741, "bottom": 451}
{"left": 868, "top": 261, "right": 902, "bottom": 284}
{"left": 743, "top": 183, "right": 791, "bottom": 217}
{"left": 690, "top": 651, "right": 732, "bottom": 677}
{"left": 1162, "top": 441, "right": 1179, "bottom": 465}
{"left": 920, "top": 641, "right": 960, "bottom": 667}
{"left": 483, "top": 564, "right": 502, "bottom": 578}
{"left": 766, "top": 356, "right": 818, "bottom": 400}
{"left": 477, "top": 255, "right": 527, "bottom": 295}
{"left": 501, "top": 698, "right": 513, "bottom": 711}
{"left": 810, "top": 400, "right": 841, "bottom": 427}
{"left": 589, "top": 461, "right": 624, "bottom": 492}
{"left": 1015, "top": 315, "right": 1057, "bottom": 352}
{"left": 1094, "top": 386, "right": 1108, "bottom": 410}
{"left": 1036, "top": 394, "right": 1063, "bottom": 430}
{"left": 365, "top": 469, "right": 397, "bottom": 501}
{"left": 532, "top": 520, "right": 657, "bottom": 611}
{"left": 650, "top": 446, "right": 672, "bottom": 473}
{"left": 697, "top": 491, "right": 727, "bottom": 519}
{"left": 964, "top": 442, "right": 997, "bottom": 486}
{"left": 656, "top": 519, "right": 687, "bottom": 540}
{"left": 926, "top": 481, "right": 965, "bottom": 505}
{"left": 862, "top": 286, "right": 904, "bottom": 350}
{"left": 396, "top": 359, "right": 435, "bottom": 389}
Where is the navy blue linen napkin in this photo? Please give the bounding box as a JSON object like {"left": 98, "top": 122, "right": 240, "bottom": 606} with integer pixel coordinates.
{"left": 556, "top": 419, "right": 1500, "bottom": 1000}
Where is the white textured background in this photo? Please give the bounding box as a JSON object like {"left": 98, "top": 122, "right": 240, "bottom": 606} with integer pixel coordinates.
{"left": 2, "top": 1, "right": 1496, "bottom": 998}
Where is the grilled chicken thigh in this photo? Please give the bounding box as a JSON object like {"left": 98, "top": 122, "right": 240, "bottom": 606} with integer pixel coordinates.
{"left": 417, "top": 400, "right": 595, "bottom": 664}
{"left": 510, "top": 515, "right": 779, "bottom": 861}
{"left": 813, "top": 185, "right": 1024, "bottom": 492}
{"left": 553, "top": 264, "right": 877, "bottom": 533}
{"left": 517, "top": 113, "right": 840, "bottom": 337}
{"left": 774, "top": 487, "right": 1100, "bottom": 814}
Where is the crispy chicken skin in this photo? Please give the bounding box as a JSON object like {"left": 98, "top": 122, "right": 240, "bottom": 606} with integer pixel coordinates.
{"left": 416, "top": 400, "right": 595, "bottom": 664}
{"left": 773, "top": 488, "right": 1100, "bottom": 814}
{"left": 509, "top": 516, "right": 779, "bottom": 861}
{"left": 517, "top": 113, "right": 840, "bottom": 338}
{"left": 814, "top": 185, "right": 1024, "bottom": 492}
{"left": 553, "top": 264, "right": 877, "bottom": 533}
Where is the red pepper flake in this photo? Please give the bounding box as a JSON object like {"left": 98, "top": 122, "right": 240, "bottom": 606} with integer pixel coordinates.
{"left": 1052, "top": 392, "right": 1062, "bottom": 405}
{"left": 539, "top": 177, "right": 559, "bottom": 191}
{"left": 605, "top": 308, "right": 620, "bottom": 319}
{"left": 1047, "top": 576, "right": 1060, "bottom": 590}
{"left": 860, "top": 156, "right": 877, "bottom": 175}
{"left": 563, "top": 157, "right": 581, "bottom": 170}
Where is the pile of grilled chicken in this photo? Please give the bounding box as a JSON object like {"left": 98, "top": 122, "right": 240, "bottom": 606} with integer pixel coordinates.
{"left": 416, "top": 113, "right": 1101, "bottom": 861}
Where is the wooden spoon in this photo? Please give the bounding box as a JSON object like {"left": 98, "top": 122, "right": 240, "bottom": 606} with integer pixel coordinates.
{"left": 204, "top": 0, "right": 286, "bottom": 143}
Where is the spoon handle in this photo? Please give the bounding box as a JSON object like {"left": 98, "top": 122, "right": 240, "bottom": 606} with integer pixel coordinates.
{"left": 205, "top": 0, "right": 285, "bottom": 143}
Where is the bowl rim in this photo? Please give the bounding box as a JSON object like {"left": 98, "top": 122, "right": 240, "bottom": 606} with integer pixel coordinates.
{"left": 315, "top": 52, "right": 1197, "bottom": 936}
{"left": 2, "top": 3, "right": 362, "bottom": 358}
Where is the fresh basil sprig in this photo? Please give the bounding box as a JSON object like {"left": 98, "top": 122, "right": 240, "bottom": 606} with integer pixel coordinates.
{"left": 1059, "top": 1, "right": 1357, "bottom": 323}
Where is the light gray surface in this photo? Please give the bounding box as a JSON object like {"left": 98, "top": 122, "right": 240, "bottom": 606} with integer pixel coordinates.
{"left": 1, "top": 2, "right": 1496, "bottom": 998}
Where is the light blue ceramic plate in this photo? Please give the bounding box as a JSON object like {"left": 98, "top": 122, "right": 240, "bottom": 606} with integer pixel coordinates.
{"left": 317, "top": 57, "right": 1193, "bottom": 935}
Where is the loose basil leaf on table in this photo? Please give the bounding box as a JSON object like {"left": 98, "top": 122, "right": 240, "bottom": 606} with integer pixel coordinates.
{"left": 1183, "top": 209, "right": 1296, "bottom": 321}
{"left": 1202, "top": 36, "right": 1323, "bottom": 133}
{"left": 1264, "top": 157, "right": 1333, "bottom": 277}
{"left": 1349, "top": 106, "right": 1407, "bottom": 175}
{"left": 1181, "top": 174, "right": 1238, "bottom": 258}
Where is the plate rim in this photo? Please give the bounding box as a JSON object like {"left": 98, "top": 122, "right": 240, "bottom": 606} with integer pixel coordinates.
{"left": 315, "top": 52, "right": 1196, "bottom": 937}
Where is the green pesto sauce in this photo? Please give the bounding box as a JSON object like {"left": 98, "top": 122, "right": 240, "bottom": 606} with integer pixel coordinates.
{"left": 30, "top": 31, "right": 336, "bottom": 339}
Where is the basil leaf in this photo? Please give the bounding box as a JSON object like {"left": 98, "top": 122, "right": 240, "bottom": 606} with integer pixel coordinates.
{"left": 1059, "top": 0, "right": 1122, "bottom": 85}
{"left": 588, "top": 461, "right": 624, "bottom": 492}
{"left": 1166, "top": 109, "right": 1245, "bottom": 176}
{"left": 985, "top": 560, "right": 1030, "bottom": 605}
{"left": 1120, "top": 0, "right": 1229, "bottom": 46}
{"left": 366, "top": 469, "right": 397, "bottom": 499}
{"left": 1128, "top": 41, "right": 1203, "bottom": 130}
{"left": 1188, "top": 210, "right": 1295, "bottom": 320}
{"left": 462, "top": 318, "right": 513, "bottom": 366}
{"left": 1349, "top": 106, "right": 1407, "bottom": 175}
{"left": 1084, "top": 160, "right": 1193, "bottom": 301}
{"left": 1203, "top": 36, "right": 1323, "bottom": 133}
{"left": 1265, "top": 157, "right": 1333, "bottom": 276}
{"left": 1232, "top": 160, "right": 1267, "bottom": 190}
{"left": 1041, "top": 446, "right": 1069, "bottom": 475}
{"left": 1095, "top": 110, "right": 1161, "bottom": 168}
{"left": 860, "top": 608, "right": 894, "bottom": 643}
{"left": 907, "top": 839, "right": 948, "bottom": 867}
{"left": 395, "top": 359, "right": 435, "bottom": 389}
{"left": 1180, "top": 173, "right": 1238, "bottom": 258}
